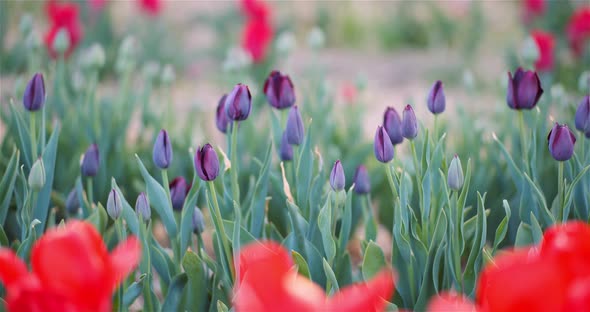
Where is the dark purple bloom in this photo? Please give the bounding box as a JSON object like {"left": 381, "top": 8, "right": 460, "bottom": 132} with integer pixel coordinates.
{"left": 192, "top": 207, "right": 205, "bottom": 234}
{"left": 427, "top": 80, "right": 445, "bottom": 114}
{"left": 286, "top": 105, "right": 304, "bottom": 145}
{"left": 23, "top": 73, "right": 45, "bottom": 111}
{"left": 506, "top": 67, "right": 544, "bottom": 110}
{"left": 353, "top": 165, "right": 370, "bottom": 194}
{"left": 153, "top": 129, "right": 173, "bottom": 169}
{"left": 263, "top": 70, "right": 296, "bottom": 109}
{"left": 548, "top": 123, "right": 576, "bottom": 161}
{"left": 374, "top": 126, "right": 394, "bottom": 163}
{"left": 279, "top": 131, "right": 293, "bottom": 161}
{"left": 65, "top": 188, "right": 79, "bottom": 214}
{"left": 383, "top": 107, "right": 403, "bottom": 145}
{"left": 169, "top": 177, "right": 188, "bottom": 211}
{"left": 225, "top": 83, "right": 252, "bottom": 121}
{"left": 401, "top": 104, "right": 418, "bottom": 139}
{"left": 81, "top": 143, "right": 100, "bottom": 177}
{"left": 195, "top": 144, "right": 220, "bottom": 181}
{"left": 135, "top": 192, "right": 151, "bottom": 222}
{"left": 216, "top": 94, "right": 230, "bottom": 133}
{"left": 575, "top": 95, "right": 590, "bottom": 138}
{"left": 330, "top": 160, "right": 345, "bottom": 191}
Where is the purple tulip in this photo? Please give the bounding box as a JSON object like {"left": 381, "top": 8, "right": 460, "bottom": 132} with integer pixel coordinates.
{"left": 575, "top": 95, "right": 590, "bottom": 138}
{"left": 192, "top": 207, "right": 205, "bottom": 234}
{"left": 225, "top": 83, "right": 252, "bottom": 121}
{"left": 195, "top": 144, "right": 220, "bottom": 181}
{"left": 135, "top": 192, "right": 151, "bottom": 222}
{"left": 23, "top": 73, "right": 45, "bottom": 111}
{"left": 401, "top": 105, "right": 418, "bottom": 139}
{"left": 65, "top": 188, "right": 80, "bottom": 214}
{"left": 264, "top": 70, "right": 296, "bottom": 109}
{"left": 279, "top": 131, "right": 293, "bottom": 161}
{"left": 353, "top": 165, "right": 370, "bottom": 194}
{"left": 106, "top": 189, "right": 122, "bottom": 220}
{"left": 330, "top": 160, "right": 345, "bottom": 191}
{"left": 506, "top": 67, "right": 544, "bottom": 110}
{"left": 548, "top": 123, "right": 576, "bottom": 161}
{"left": 81, "top": 144, "right": 100, "bottom": 177}
{"left": 374, "top": 126, "right": 394, "bottom": 163}
{"left": 216, "top": 94, "right": 230, "bottom": 133}
{"left": 383, "top": 107, "right": 403, "bottom": 145}
{"left": 169, "top": 177, "right": 188, "bottom": 211}
{"left": 153, "top": 129, "right": 173, "bottom": 169}
{"left": 285, "top": 105, "right": 304, "bottom": 145}
{"left": 427, "top": 80, "right": 445, "bottom": 114}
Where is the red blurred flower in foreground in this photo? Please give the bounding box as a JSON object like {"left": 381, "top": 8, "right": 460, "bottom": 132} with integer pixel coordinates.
{"left": 428, "top": 221, "right": 590, "bottom": 311}
{"left": 241, "top": 0, "right": 269, "bottom": 20}
{"left": 522, "top": 0, "right": 545, "bottom": 24}
{"left": 88, "top": 0, "right": 107, "bottom": 12}
{"left": 239, "top": 0, "right": 273, "bottom": 63}
{"left": 341, "top": 81, "right": 358, "bottom": 104}
{"left": 531, "top": 30, "right": 555, "bottom": 71}
{"left": 567, "top": 6, "right": 590, "bottom": 57}
{"left": 138, "top": 0, "right": 161, "bottom": 15}
{"left": 234, "top": 241, "right": 395, "bottom": 312}
{"left": 44, "top": 0, "right": 83, "bottom": 58}
{"left": 0, "top": 221, "right": 140, "bottom": 312}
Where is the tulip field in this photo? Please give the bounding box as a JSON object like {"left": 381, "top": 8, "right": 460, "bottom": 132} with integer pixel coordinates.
{"left": 2, "top": 1, "right": 590, "bottom": 311}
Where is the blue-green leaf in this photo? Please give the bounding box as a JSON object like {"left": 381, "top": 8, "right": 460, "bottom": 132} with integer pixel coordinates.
{"left": 123, "top": 274, "right": 146, "bottom": 307}
{"left": 33, "top": 125, "right": 60, "bottom": 235}
{"left": 362, "top": 242, "right": 386, "bottom": 280}
{"left": 161, "top": 273, "right": 188, "bottom": 312}
{"left": 0, "top": 148, "right": 19, "bottom": 225}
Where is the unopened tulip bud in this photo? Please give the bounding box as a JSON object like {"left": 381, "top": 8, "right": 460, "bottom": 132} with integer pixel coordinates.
{"left": 447, "top": 155, "right": 464, "bottom": 191}
{"left": 153, "top": 129, "right": 173, "bottom": 169}
{"left": 28, "top": 158, "right": 46, "bottom": 191}
{"left": 53, "top": 28, "right": 70, "bottom": 55}
{"left": 353, "top": 165, "right": 370, "bottom": 194}
{"left": 264, "top": 70, "right": 296, "bottom": 110}
{"left": 279, "top": 132, "right": 293, "bottom": 161}
{"left": 330, "top": 160, "right": 345, "bottom": 191}
{"left": 195, "top": 144, "right": 220, "bottom": 181}
{"left": 383, "top": 107, "right": 403, "bottom": 145}
{"left": 427, "top": 80, "right": 446, "bottom": 114}
{"left": 575, "top": 96, "right": 590, "bottom": 138}
{"left": 285, "top": 105, "right": 304, "bottom": 145}
{"left": 374, "top": 126, "right": 394, "bottom": 163}
{"left": 65, "top": 188, "right": 80, "bottom": 214}
{"left": 135, "top": 192, "right": 151, "bottom": 222}
{"left": 225, "top": 84, "right": 252, "bottom": 121}
{"left": 23, "top": 73, "right": 45, "bottom": 111}
{"left": 107, "top": 189, "right": 122, "bottom": 220}
{"left": 216, "top": 94, "right": 230, "bottom": 134}
{"left": 169, "top": 177, "right": 188, "bottom": 211}
{"left": 548, "top": 123, "right": 576, "bottom": 161}
{"left": 81, "top": 144, "right": 100, "bottom": 177}
{"left": 506, "top": 67, "right": 543, "bottom": 110}
{"left": 192, "top": 207, "right": 205, "bottom": 234}
{"left": 401, "top": 105, "right": 418, "bottom": 139}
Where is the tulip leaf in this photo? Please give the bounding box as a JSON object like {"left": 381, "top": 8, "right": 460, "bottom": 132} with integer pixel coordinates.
{"left": 217, "top": 301, "right": 229, "bottom": 312}
{"left": 248, "top": 141, "right": 272, "bottom": 238}
{"left": 296, "top": 123, "right": 314, "bottom": 207}
{"left": 318, "top": 200, "right": 335, "bottom": 264}
{"left": 493, "top": 200, "right": 512, "bottom": 252}
{"left": 85, "top": 203, "right": 108, "bottom": 234}
{"left": 150, "top": 242, "right": 171, "bottom": 286}
{"left": 564, "top": 164, "right": 590, "bottom": 219}
{"left": 338, "top": 187, "right": 354, "bottom": 253}
{"left": 161, "top": 273, "right": 188, "bottom": 312}
{"left": 362, "top": 241, "right": 386, "bottom": 280}
{"left": 523, "top": 172, "right": 554, "bottom": 226}
{"left": 8, "top": 103, "right": 32, "bottom": 168}
{"left": 33, "top": 125, "right": 60, "bottom": 236}
{"left": 323, "top": 258, "right": 340, "bottom": 293}
{"left": 180, "top": 177, "right": 200, "bottom": 258}
{"left": 135, "top": 155, "right": 178, "bottom": 237}
{"left": 0, "top": 226, "right": 8, "bottom": 247}
{"left": 182, "top": 250, "right": 209, "bottom": 312}
{"left": 222, "top": 220, "right": 256, "bottom": 246}
{"left": 529, "top": 212, "right": 543, "bottom": 244}
{"left": 0, "top": 148, "right": 19, "bottom": 225}
{"left": 303, "top": 238, "right": 327, "bottom": 287}
{"left": 123, "top": 273, "right": 146, "bottom": 307}
{"left": 291, "top": 250, "right": 312, "bottom": 279}
{"left": 464, "top": 192, "right": 487, "bottom": 297}
{"left": 515, "top": 222, "right": 533, "bottom": 247}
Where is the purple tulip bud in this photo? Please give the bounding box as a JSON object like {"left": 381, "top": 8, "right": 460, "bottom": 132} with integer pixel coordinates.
{"left": 107, "top": 188, "right": 122, "bottom": 220}
{"left": 286, "top": 105, "right": 304, "bottom": 145}
{"left": 80, "top": 144, "right": 100, "bottom": 177}
{"left": 575, "top": 96, "right": 590, "bottom": 138}
{"left": 135, "top": 192, "right": 151, "bottom": 222}
{"left": 153, "top": 129, "right": 173, "bottom": 169}
{"left": 192, "top": 207, "right": 205, "bottom": 234}
{"left": 427, "top": 80, "right": 445, "bottom": 114}
{"left": 225, "top": 83, "right": 252, "bottom": 121}
{"left": 506, "top": 67, "right": 544, "bottom": 110}
{"left": 401, "top": 104, "right": 418, "bottom": 139}
{"left": 548, "top": 123, "right": 576, "bottom": 161}
{"left": 447, "top": 155, "right": 464, "bottom": 191}
{"left": 65, "top": 188, "right": 79, "bottom": 214}
{"left": 279, "top": 131, "right": 293, "bottom": 161}
{"left": 216, "top": 94, "right": 230, "bottom": 133}
{"left": 263, "top": 70, "right": 296, "bottom": 109}
{"left": 374, "top": 126, "right": 394, "bottom": 163}
{"left": 330, "top": 160, "right": 345, "bottom": 191}
{"left": 383, "top": 107, "right": 403, "bottom": 145}
{"left": 169, "top": 177, "right": 188, "bottom": 211}
{"left": 23, "top": 73, "right": 45, "bottom": 111}
{"left": 195, "top": 144, "right": 220, "bottom": 181}
{"left": 353, "top": 165, "right": 370, "bottom": 194}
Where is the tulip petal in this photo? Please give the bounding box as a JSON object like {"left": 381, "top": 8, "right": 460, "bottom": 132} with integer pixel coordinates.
{"left": 326, "top": 270, "right": 395, "bottom": 312}
{"left": 427, "top": 292, "right": 477, "bottom": 312}
{"left": 109, "top": 236, "right": 141, "bottom": 287}
{"left": 0, "top": 249, "right": 28, "bottom": 288}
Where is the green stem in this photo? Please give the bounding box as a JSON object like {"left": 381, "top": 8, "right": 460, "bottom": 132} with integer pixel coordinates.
{"left": 583, "top": 138, "right": 587, "bottom": 165}
{"left": 558, "top": 161, "right": 565, "bottom": 222}
{"left": 452, "top": 191, "right": 463, "bottom": 293}
{"left": 433, "top": 114, "right": 439, "bottom": 142}
{"left": 116, "top": 219, "right": 126, "bottom": 312}
{"left": 161, "top": 170, "right": 180, "bottom": 261}
{"left": 208, "top": 182, "right": 235, "bottom": 282}
{"left": 30, "top": 112, "right": 37, "bottom": 161}
{"left": 140, "top": 222, "right": 154, "bottom": 312}
{"left": 230, "top": 121, "right": 240, "bottom": 204}
{"left": 87, "top": 178, "right": 94, "bottom": 206}
{"left": 363, "top": 195, "right": 377, "bottom": 242}
{"left": 518, "top": 111, "right": 529, "bottom": 174}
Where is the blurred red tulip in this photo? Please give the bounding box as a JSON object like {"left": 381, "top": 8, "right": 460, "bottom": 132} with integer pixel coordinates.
{"left": 138, "top": 0, "right": 161, "bottom": 15}
{"left": 242, "top": 18, "right": 273, "bottom": 63}
{"left": 567, "top": 6, "right": 590, "bottom": 57}
{"left": 88, "top": 0, "right": 107, "bottom": 11}
{"left": 44, "top": 0, "right": 83, "bottom": 58}
{"left": 241, "top": 0, "right": 269, "bottom": 20}
{"left": 427, "top": 292, "right": 477, "bottom": 312}
{"left": 531, "top": 30, "right": 555, "bottom": 71}
{"left": 341, "top": 81, "right": 358, "bottom": 104}
{"left": 0, "top": 220, "right": 141, "bottom": 312}
{"left": 234, "top": 241, "right": 395, "bottom": 312}
{"left": 540, "top": 221, "right": 590, "bottom": 285}
{"left": 522, "top": 0, "right": 545, "bottom": 23}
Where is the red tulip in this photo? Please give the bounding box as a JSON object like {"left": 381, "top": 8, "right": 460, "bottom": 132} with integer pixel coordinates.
{"left": 522, "top": 0, "right": 545, "bottom": 23}
{"left": 531, "top": 30, "right": 555, "bottom": 71}
{"left": 0, "top": 220, "right": 141, "bottom": 312}
{"left": 234, "top": 241, "right": 395, "bottom": 312}
{"left": 242, "top": 18, "right": 273, "bottom": 63}
{"left": 138, "top": 0, "right": 161, "bottom": 15}
{"left": 540, "top": 221, "right": 590, "bottom": 284}
{"left": 44, "top": 0, "right": 83, "bottom": 58}
{"left": 240, "top": 0, "right": 269, "bottom": 20}
{"left": 88, "top": 0, "right": 107, "bottom": 11}
{"left": 567, "top": 6, "right": 590, "bottom": 57}
{"left": 427, "top": 292, "right": 477, "bottom": 312}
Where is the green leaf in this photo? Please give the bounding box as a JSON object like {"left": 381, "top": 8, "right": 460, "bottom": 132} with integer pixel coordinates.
{"left": 33, "top": 125, "right": 60, "bottom": 235}
{"left": 296, "top": 122, "right": 314, "bottom": 207}
{"left": 323, "top": 258, "right": 340, "bottom": 293}
{"left": 135, "top": 155, "right": 178, "bottom": 237}
{"left": 222, "top": 220, "right": 257, "bottom": 246}
{"left": 217, "top": 301, "right": 229, "bottom": 312}
{"left": 8, "top": 103, "right": 32, "bottom": 168}
{"left": 338, "top": 187, "right": 354, "bottom": 253}
{"left": 180, "top": 177, "right": 200, "bottom": 258}
{"left": 362, "top": 242, "right": 386, "bottom": 280}
{"left": 291, "top": 250, "right": 312, "bottom": 279}
{"left": 249, "top": 142, "right": 272, "bottom": 238}
{"left": 493, "top": 200, "right": 511, "bottom": 252}
{"left": 123, "top": 274, "right": 146, "bottom": 307}
{"left": 0, "top": 148, "right": 19, "bottom": 225}
{"left": 161, "top": 273, "right": 188, "bottom": 312}
{"left": 318, "top": 200, "right": 335, "bottom": 264}
{"left": 529, "top": 212, "right": 543, "bottom": 244}
{"left": 182, "top": 251, "right": 209, "bottom": 312}
{"left": 85, "top": 203, "right": 108, "bottom": 234}
{"left": 515, "top": 222, "right": 533, "bottom": 247}
{"left": 151, "top": 243, "right": 171, "bottom": 286}
{"left": 112, "top": 178, "right": 139, "bottom": 236}
{"left": 0, "top": 226, "right": 8, "bottom": 246}
{"left": 523, "top": 173, "right": 554, "bottom": 226}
